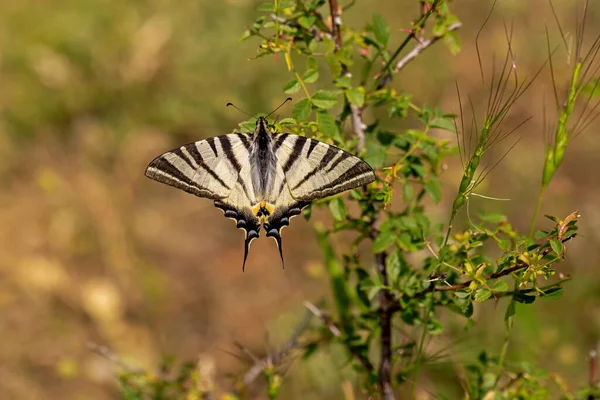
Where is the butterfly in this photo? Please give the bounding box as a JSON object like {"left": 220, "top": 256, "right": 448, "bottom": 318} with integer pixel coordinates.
{"left": 145, "top": 112, "right": 376, "bottom": 271}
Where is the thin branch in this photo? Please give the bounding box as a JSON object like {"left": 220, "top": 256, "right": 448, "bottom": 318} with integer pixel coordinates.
{"left": 393, "top": 22, "right": 462, "bottom": 73}
{"left": 239, "top": 309, "right": 315, "bottom": 387}
{"left": 304, "top": 301, "right": 375, "bottom": 373}
{"left": 376, "top": 252, "right": 396, "bottom": 400}
{"left": 350, "top": 103, "right": 366, "bottom": 150}
{"left": 328, "top": 0, "right": 342, "bottom": 51}
{"left": 87, "top": 342, "right": 145, "bottom": 374}
{"left": 412, "top": 233, "right": 577, "bottom": 299}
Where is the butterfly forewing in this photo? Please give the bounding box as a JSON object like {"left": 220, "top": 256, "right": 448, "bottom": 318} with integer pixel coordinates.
{"left": 145, "top": 133, "right": 252, "bottom": 200}
{"left": 273, "top": 134, "right": 376, "bottom": 201}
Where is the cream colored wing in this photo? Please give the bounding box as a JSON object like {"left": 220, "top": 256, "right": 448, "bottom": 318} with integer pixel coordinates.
{"left": 145, "top": 133, "right": 252, "bottom": 200}
{"left": 272, "top": 134, "right": 376, "bottom": 201}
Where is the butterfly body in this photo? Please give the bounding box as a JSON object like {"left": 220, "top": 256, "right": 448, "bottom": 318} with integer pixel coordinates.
{"left": 146, "top": 116, "right": 375, "bottom": 271}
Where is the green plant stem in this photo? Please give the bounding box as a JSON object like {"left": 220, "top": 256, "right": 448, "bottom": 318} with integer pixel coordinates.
{"left": 529, "top": 185, "right": 547, "bottom": 238}
{"left": 495, "top": 319, "right": 512, "bottom": 388}
{"left": 412, "top": 298, "right": 431, "bottom": 400}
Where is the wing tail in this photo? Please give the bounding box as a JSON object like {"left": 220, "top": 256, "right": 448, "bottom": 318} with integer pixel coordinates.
{"left": 265, "top": 201, "right": 309, "bottom": 270}
{"left": 215, "top": 200, "right": 261, "bottom": 272}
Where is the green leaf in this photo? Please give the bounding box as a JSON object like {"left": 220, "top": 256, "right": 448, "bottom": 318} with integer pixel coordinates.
{"left": 334, "top": 76, "right": 351, "bottom": 89}
{"left": 373, "top": 14, "right": 390, "bottom": 46}
{"left": 550, "top": 239, "right": 563, "bottom": 256}
{"left": 424, "top": 179, "right": 442, "bottom": 203}
{"left": 402, "top": 183, "right": 413, "bottom": 202}
{"left": 283, "top": 79, "right": 301, "bottom": 94}
{"left": 478, "top": 212, "right": 507, "bottom": 224}
{"left": 327, "top": 56, "right": 342, "bottom": 77}
{"left": 316, "top": 110, "right": 340, "bottom": 140}
{"left": 364, "top": 142, "right": 386, "bottom": 168}
{"left": 462, "top": 300, "right": 473, "bottom": 317}
{"left": 430, "top": 117, "right": 456, "bottom": 133}
{"left": 514, "top": 292, "right": 536, "bottom": 304}
{"left": 276, "top": 0, "right": 295, "bottom": 10}
{"left": 307, "top": 57, "right": 318, "bottom": 70}
{"left": 292, "top": 98, "right": 311, "bottom": 121}
{"left": 257, "top": 2, "right": 273, "bottom": 12}
{"left": 540, "top": 287, "right": 564, "bottom": 300}
{"left": 298, "top": 15, "right": 317, "bottom": 29}
{"left": 312, "top": 90, "right": 339, "bottom": 109}
{"left": 277, "top": 117, "right": 296, "bottom": 127}
{"left": 302, "top": 69, "right": 319, "bottom": 83}
{"left": 492, "top": 280, "right": 508, "bottom": 292}
{"left": 346, "top": 87, "right": 365, "bottom": 107}
{"left": 373, "top": 230, "right": 397, "bottom": 253}
{"left": 328, "top": 197, "right": 346, "bottom": 221}
{"left": 386, "top": 250, "right": 405, "bottom": 283}
{"left": 474, "top": 288, "right": 491, "bottom": 302}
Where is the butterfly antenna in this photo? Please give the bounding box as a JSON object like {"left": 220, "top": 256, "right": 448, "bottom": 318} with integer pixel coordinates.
{"left": 242, "top": 230, "right": 259, "bottom": 272}
{"left": 226, "top": 102, "right": 253, "bottom": 118}
{"left": 266, "top": 97, "right": 292, "bottom": 119}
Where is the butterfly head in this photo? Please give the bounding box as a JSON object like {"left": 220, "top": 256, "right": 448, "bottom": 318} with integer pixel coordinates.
{"left": 255, "top": 116, "right": 271, "bottom": 134}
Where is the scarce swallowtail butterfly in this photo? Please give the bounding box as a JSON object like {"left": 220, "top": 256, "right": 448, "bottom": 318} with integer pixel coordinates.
{"left": 145, "top": 108, "right": 376, "bottom": 271}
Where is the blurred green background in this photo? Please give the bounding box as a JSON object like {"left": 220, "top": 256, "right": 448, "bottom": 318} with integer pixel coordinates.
{"left": 1, "top": 0, "right": 599, "bottom": 398}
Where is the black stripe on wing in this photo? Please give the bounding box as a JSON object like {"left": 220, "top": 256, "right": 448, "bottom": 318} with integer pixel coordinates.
{"left": 182, "top": 143, "right": 231, "bottom": 189}
{"left": 214, "top": 200, "right": 261, "bottom": 272}
{"left": 291, "top": 146, "right": 341, "bottom": 191}
{"left": 282, "top": 136, "right": 308, "bottom": 173}
{"left": 145, "top": 157, "right": 215, "bottom": 198}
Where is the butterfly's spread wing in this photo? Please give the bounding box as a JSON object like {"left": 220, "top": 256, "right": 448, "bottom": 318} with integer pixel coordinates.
{"left": 145, "top": 134, "right": 252, "bottom": 200}
{"left": 145, "top": 133, "right": 261, "bottom": 271}
{"left": 273, "top": 134, "right": 376, "bottom": 201}
{"left": 263, "top": 134, "right": 375, "bottom": 266}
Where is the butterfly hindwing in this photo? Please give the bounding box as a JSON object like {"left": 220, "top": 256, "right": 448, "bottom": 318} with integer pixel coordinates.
{"left": 273, "top": 134, "right": 376, "bottom": 201}
{"left": 145, "top": 133, "right": 252, "bottom": 200}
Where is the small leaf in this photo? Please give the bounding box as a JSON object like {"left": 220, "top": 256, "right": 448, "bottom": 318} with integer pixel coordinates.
{"left": 328, "top": 198, "right": 346, "bottom": 221}
{"left": 540, "top": 287, "right": 564, "bottom": 300}
{"left": 492, "top": 280, "right": 508, "bottom": 292}
{"left": 364, "top": 142, "right": 386, "bottom": 168}
{"left": 424, "top": 179, "right": 442, "bottom": 203}
{"left": 346, "top": 87, "right": 365, "bottom": 107}
{"left": 474, "top": 288, "right": 491, "bottom": 302}
{"left": 276, "top": 0, "right": 295, "bottom": 10}
{"left": 462, "top": 300, "right": 473, "bottom": 317}
{"left": 402, "top": 183, "right": 413, "bottom": 202}
{"left": 298, "top": 15, "right": 317, "bottom": 29}
{"left": 302, "top": 69, "right": 319, "bottom": 83}
{"left": 514, "top": 292, "right": 536, "bottom": 304}
{"left": 373, "top": 230, "right": 397, "bottom": 253}
{"left": 307, "top": 57, "right": 318, "bottom": 70}
{"left": 334, "top": 76, "right": 351, "bottom": 89}
{"left": 430, "top": 117, "right": 456, "bottom": 133}
{"left": 283, "top": 79, "right": 301, "bottom": 94}
{"left": 316, "top": 110, "right": 340, "bottom": 140}
{"left": 550, "top": 239, "right": 563, "bottom": 256}
{"left": 478, "top": 212, "right": 507, "bottom": 224}
{"left": 292, "top": 99, "right": 311, "bottom": 121}
{"left": 277, "top": 117, "right": 296, "bottom": 126}
{"left": 372, "top": 14, "right": 390, "bottom": 46}
{"left": 257, "top": 2, "right": 273, "bottom": 12}
{"left": 327, "top": 56, "right": 342, "bottom": 77}
{"left": 312, "top": 90, "right": 339, "bottom": 109}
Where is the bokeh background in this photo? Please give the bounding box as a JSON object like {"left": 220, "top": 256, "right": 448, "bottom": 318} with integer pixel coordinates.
{"left": 1, "top": 0, "right": 599, "bottom": 398}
